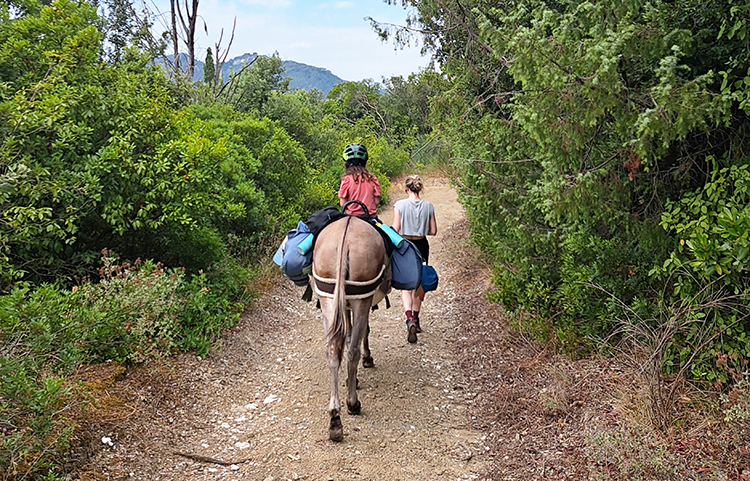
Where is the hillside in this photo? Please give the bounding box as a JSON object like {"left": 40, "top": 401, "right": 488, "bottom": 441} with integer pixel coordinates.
{"left": 282, "top": 59, "right": 346, "bottom": 94}
{"left": 164, "top": 53, "right": 346, "bottom": 95}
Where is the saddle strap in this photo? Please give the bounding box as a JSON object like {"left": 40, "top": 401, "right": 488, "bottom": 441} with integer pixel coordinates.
{"left": 312, "top": 264, "right": 386, "bottom": 300}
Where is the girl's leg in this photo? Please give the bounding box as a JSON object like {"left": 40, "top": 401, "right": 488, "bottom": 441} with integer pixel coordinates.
{"left": 402, "top": 289, "right": 418, "bottom": 343}
{"left": 402, "top": 289, "right": 415, "bottom": 323}
{"left": 402, "top": 289, "right": 414, "bottom": 314}
{"left": 412, "top": 288, "right": 423, "bottom": 332}
{"left": 412, "top": 290, "right": 422, "bottom": 313}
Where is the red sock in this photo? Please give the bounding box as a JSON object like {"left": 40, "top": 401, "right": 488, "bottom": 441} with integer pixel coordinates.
{"left": 405, "top": 310, "right": 414, "bottom": 321}
{"left": 413, "top": 311, "right": 420, "bottom": 322}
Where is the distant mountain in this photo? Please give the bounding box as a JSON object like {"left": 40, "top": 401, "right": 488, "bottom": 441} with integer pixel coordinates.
{"left": 282, "top": 60, "right": 345, "bottom": 95}
{"left": 160, "top": 53, "right": 346, "bottom": 95}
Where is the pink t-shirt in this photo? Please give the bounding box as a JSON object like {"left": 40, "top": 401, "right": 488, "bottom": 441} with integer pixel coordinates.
{"left": 338, "top": 174, "right": 381, "bottom": 216}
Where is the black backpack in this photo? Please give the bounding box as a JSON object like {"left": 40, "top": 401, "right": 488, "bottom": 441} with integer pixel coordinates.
{"left": 305, "top": 205, "right": 346, "bottom": 236}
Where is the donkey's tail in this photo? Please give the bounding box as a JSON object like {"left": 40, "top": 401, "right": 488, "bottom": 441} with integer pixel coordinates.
{"left": 330, "top": 216, "right": 351, "bottom": 342}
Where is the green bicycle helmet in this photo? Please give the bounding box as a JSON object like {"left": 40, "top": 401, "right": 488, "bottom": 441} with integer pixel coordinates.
{"left": 343, "top": 143, "right": 368, "bottom": 167}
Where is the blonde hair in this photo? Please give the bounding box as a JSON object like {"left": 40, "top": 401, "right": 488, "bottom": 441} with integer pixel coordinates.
{"left": 405, "top": 175, "right": 424, "bottom": 194}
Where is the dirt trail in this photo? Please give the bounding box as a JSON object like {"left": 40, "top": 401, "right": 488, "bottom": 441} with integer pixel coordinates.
{"left": 85, "top": 175, "right": 501, "bottom": 480}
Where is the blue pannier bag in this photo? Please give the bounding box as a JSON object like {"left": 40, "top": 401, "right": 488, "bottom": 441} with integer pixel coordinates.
{"left": 273, "top": 221, "right": 313, "bottom": 287}
{"left": 421, "top": 263, "right": 439, "bottom": 292}
{"left": 391, "top": 239, "right": 423, "bottom": 290}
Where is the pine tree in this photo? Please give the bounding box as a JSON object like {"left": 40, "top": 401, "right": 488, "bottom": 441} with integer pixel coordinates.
{"left": 204, "top": 47, "right": 215, "bottom": 87}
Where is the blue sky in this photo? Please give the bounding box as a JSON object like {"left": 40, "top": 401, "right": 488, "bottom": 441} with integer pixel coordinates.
{"left": 143, "top": 0, "right": 429, "bottom": 82}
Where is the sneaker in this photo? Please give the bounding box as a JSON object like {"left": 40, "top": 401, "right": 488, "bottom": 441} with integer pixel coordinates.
{"left": 407, "top": 320, "right": 418, "bottom": 344}
{"left": 414, "top": 320, "right": 422, "bottom": 333}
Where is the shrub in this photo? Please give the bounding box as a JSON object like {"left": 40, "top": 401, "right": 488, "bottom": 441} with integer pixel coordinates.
{"left": 0, "top": 284, "right": 81, "bottom": 480}
{"left": 0, "top": 251, "right": 247, "bottom": 479}
{"left": 655, "top": 158, "right": 750, "bottom": 385}
{"left": 74, "top": 251, "right": 183, "bottom": 364}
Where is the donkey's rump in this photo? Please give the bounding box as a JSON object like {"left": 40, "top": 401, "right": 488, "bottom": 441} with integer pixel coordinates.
{"left": 312, "top": 217, "right": 391, "bottom": 304}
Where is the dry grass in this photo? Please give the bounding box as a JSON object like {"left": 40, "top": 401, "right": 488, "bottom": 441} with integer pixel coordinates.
{"left": 63, "top": 361, "right": 180, "bottom": 477}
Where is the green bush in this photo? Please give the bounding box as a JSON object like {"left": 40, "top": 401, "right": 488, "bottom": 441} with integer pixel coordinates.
{"left": 0, "top": 251, "right": 246, "bottom": 479}
{"left": 0, "top": 284, "right": 81, "bottom": 480}
{"left": 655, "top": 158, "right": 750, "bottom": 384}
{"left": 400, "top": 0, "right": 750, "bottom": 381}
{"left": 74, "top": 252, "right": 183, "bottom": 364}
{"left": 176, "top": 269, "right": 243, "bottom": 356}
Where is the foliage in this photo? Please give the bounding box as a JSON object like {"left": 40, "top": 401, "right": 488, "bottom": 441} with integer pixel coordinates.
{"left": 326, "top": 79, "right": 383, "bottom": 132}
{"left": 655, "top": 157, "right": 750, "bottom": 384}
{"left": 203, "top": 47, "right": 215, "bottom": 87}
{"left": 0, "top": 0, "right": 105, "bottom": 286}
{"left": 377, "top": 0, "right": 750, "bottom": 384}
{"left": 1, "top": 1, "right": 333, "bottom": 286}
{"left": 224, "top": 53, "right": 290, "bottom": 114}
{"left": 98, "top": 0, "right": 139, "bottom": 62}
{"left": 0, "top": 283, "right": 86, "bottom": 480}
{"left": 74, "top": 251, "right": 183, "bottom": 364}
{"left": 0, "top": 250, "right": 244, "bottom": 479}
{"left": 0, "top": 286, "right": 78, "bottom": 480}
{"left": 0, "top": 1, "right": 425, "bottom": 477}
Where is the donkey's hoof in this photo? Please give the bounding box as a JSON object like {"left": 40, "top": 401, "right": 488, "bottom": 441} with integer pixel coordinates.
{"left": 329, "top": 415, "right": 343, "bottom": 442}
{"left": 362, "top": 356, "right": 374, "bottom": 368}
{"left": 347, "top": 400, "right": 361, "bottom": 415}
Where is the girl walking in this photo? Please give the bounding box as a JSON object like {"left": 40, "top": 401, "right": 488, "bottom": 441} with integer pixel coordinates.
{"left": 393, "top": 175, "right": 437, "bottom": 343}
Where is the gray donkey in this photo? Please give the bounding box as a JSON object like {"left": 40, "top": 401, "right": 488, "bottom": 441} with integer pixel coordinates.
{"left": 311, "top": 215, "right": 391, "bottom": 441}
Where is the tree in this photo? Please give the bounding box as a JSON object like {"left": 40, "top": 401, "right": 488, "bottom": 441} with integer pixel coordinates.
{"left": 204, "top": 47, "right": 215, "bottom": 87}
{"left": 224, "top": 53, "right": 290, "bottom": 113}
{"left": 326, "top": 80, "right": 385, "bottom": 136}
{"left": 169, "top": 0, "right": 180, "bottom": 76}
{"left": 175, "top": 0, "right": 199, "bottom": 80}
{"left": 211, "top": 17, "right": 236, "bottom": 93}
{"left": 99, "top": 0, "right": 138, "bottom": 62}
{"left": 377, "top": 0, "right": 750, "bottom": 382}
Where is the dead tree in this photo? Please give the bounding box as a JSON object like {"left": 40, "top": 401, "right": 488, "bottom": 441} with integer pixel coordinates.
{"left": 212, "top": 17, "right": 236, "bottom": 95}
{"left": 176, "top": 0, "right": 199, "bottom": 80}
{"left": 169, "top": 0, "right": 181, "bottom": 76}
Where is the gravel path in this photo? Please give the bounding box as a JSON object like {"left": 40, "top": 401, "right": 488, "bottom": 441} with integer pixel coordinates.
{"left": 83, "top": 175, "right": 499, "bottom": 481}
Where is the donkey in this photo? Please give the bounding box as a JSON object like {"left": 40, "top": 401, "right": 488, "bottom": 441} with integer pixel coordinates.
{"left": 311, "top": 215, "right": 391, "bottom": 442}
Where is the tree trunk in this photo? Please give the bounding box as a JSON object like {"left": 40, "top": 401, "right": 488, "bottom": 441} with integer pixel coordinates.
{"left": 176, "top": 0, "right": 199, "bottom": 80}
{"left": 169, "top": 0, "right": 181, "bottom": 76}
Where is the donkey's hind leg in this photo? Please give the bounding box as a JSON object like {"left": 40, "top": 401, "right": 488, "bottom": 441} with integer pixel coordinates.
{"left": 346, "top": 299, "right": 372, "bottom": 415}
{"left": 362, "top": 323, "right": 374, "bottom": 368}
{"left": 321, "top": 297, "right": 345, "bottom": 442}
{"left": 327, "top": 333, "right": 345, "bottom": 441}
